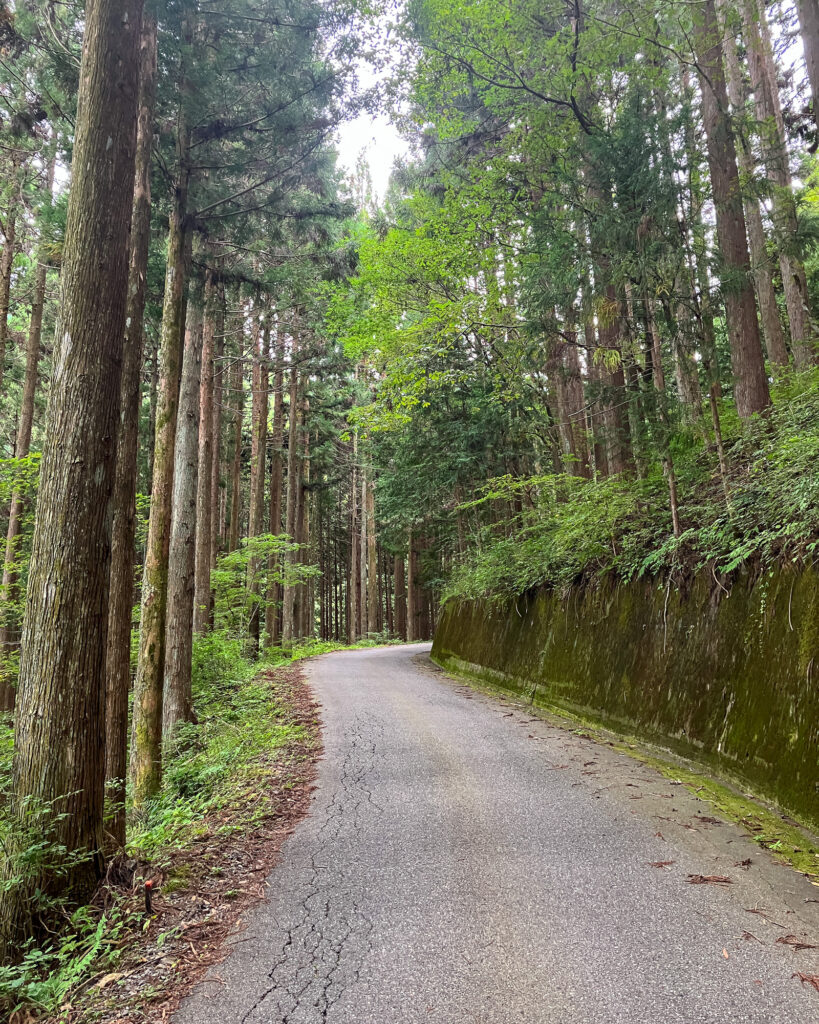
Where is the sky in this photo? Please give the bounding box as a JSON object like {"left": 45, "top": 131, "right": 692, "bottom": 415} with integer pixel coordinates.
{"left": 336, "top": 111, "right": 409, "bottom": 202}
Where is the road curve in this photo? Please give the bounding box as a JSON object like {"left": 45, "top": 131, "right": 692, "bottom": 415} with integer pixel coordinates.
{"left": 175, "top": 643, "right": 819, "bottom": 1023}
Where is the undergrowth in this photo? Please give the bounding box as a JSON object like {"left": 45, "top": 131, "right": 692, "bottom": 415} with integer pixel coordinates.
{"left": 446, "top": 368, "right": 819, "bottom": 601}
{"left": 0, "top": 630, "right": 385, "bottom": 1021}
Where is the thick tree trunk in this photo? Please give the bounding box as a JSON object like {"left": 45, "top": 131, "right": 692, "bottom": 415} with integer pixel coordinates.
{"left": 131, "top": 70, "right": 193, "bottom": 807}
{"left": 266, "top": 326, "right": 285, "bottom": 644}
{"left": 163, "top": 291, "right": 203, "bottom": 739}
{"left": 796, "top": 0, "right": 819, "bottom": 132}
{"left": 103, "top": 13, "right": 157, "bottom": 849}
{"left": 694, "top": 0, "right": 770, "bottom": 419}
{"left": 0, "top": 153, "right": 56, "bottom": 711}
{"left": 0, "top": 0, "right": 143, "bottom": 956}
{"left": 193, "top": 270, "right": 216, "bottom": 634}
{"left": 742, "top": 0, "right": 815, "bottom": 366}
{"left": 717, "top": 0, "right": 789, "bottom": 367}
{"left": 247, "top": 316, "right": 268, "bottom": 653}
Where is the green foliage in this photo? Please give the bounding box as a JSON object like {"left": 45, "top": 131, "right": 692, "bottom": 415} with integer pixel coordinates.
{"left": 211, "top": 535, "right": 320, "bottom": 640}
{"left": 447, "top": 372, "right": 819, "bottom": 601}
{"left": 129, "top": 630, "right": 299, "bottom": 855}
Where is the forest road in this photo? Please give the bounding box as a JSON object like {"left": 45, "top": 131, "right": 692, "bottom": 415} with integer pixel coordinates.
{"left": 175, "top": 643, "right": 819, "bottom": 1024}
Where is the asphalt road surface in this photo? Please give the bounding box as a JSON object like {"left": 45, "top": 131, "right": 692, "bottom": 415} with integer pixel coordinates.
{"left": 176, "top": 643, "right": 819, "bottom": 1023}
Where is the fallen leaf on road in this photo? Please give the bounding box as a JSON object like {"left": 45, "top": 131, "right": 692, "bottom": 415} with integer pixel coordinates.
{"left": 793, "top": 973, "right": 819, "bottom": 992}
{"left": 777, "top": 934, "right": 818, "bottom": 951}
{"left": 741, "top": 931, "right": 761, "bottom": 943}
{"left": 648, "top": 861, "right": 675, "bottom": 868}
{"left": 688, "top": 874, "right": 732, "bottom": 886}
{"left": 734, "top": 858, "right": 752, "bottom": 870}
{"left": 723, "top": 948, "right": 729, "bottom": 959}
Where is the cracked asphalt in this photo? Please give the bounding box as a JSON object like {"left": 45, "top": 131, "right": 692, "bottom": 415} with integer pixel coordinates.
{"left": 175, "top": 643, "right": 819, "bottom": 1023}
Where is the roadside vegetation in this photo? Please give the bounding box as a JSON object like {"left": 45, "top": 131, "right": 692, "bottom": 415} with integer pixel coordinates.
{"left": 444, "top": 369, "right": 819, "bottom": 602}
{"left": 0, "top": 630, "right": 398, "bottom": 1022}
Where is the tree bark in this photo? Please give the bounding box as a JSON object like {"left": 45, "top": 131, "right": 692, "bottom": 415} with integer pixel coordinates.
{"left": 348, "top": 435, "right": 358, "bottom": 643}
{"left": 407, "top": 533, "right": 418, "bottom": 643}
{"left": 281, "top": 360, "right": 300, "bottom": 647}
{"left": 297, "top": 404, "right": 311, "bottom": 637}
{"left": 797, "top": 0, "right": 819, "bottom": 133}
{"left": 366, "top": 473, "right": 378, "bottom": 633}
{"left": 103, "top": 12, "right": 157, "bottom": 849}
{"left": 694, "top": 0, "right": 771, "bottom": 419}
{"left": 209, "top": 277, "right": 225, "bottom": 569}
{"left": 0, "top": 169, "right": 18, "bottom": 395}
{"left": 228, "top": 346, "right": 244, "bottom": 552}
{"left": 266, "top": 324, "right": 285, "bottom": 644}
{"left": 163, "top": 290, "right": 203, "bottom": 739}
{"left": 742, "top": 0, "right": 815, "bottom": 366}
{"left": 131, "top": 25, "right": 193, "bottom": 807}
{"left": 394, "top": 554, "right": 407, "bottom": 640}
{"left": 193, "top": 269, "right": 216, "bottom": 634}
{"left": 0, "top": 0, "right": 143, "bottom": 955}
{"left": 0, "top": 152, "right": 56, "bottom": 711}
{"left": 247, "top": 315, "right": 268, "bottom": 654}
{"left": 717, "top": 0, "right": 790, "bottom": 367}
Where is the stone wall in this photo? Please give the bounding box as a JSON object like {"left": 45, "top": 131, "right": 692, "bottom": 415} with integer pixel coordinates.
{"left": 431, "top": 567, "right": 819, "bottom": 829}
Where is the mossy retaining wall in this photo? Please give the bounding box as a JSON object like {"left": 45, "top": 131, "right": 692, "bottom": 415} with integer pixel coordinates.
{"left": 432, "top": 566, "right": 819, "bottom": 830}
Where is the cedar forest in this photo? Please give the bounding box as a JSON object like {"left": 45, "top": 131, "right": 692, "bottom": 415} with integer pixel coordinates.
{"left": 1, "top": 0, "right": 819, "bottom": 1012}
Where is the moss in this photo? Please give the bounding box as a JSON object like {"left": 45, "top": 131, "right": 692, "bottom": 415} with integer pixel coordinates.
{"left": 433, "top": 564, "right": 819, "bottom": 832}
{"left": 162, "top": 863, "right": 193, "bottom": 894}
{"left": 433, "top": 652, "right": 819, "bottom": 879}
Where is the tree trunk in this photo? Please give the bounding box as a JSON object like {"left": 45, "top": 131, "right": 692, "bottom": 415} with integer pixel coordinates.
{"left": 0, "top": 152, "right": 56, "bottom": 711}
{"left": 193, "top": 269, "right": 216, "bottom": 634}
{"left": 694, "top": 0, "right": 771, "bottom": 419}
{"left": 247, "top": 315, "right": 268, "bottom": 653}
{"left": 0, "top": 0, "right": 143, "bottom": 956}
{"left": 163, "top": 290, "right": 203, "bottom": 740}
{"left": 366, "top": 473, "right": 378, "bottom": 634}
{"left": 394, "top": 554, "right": 406, "bottom": 640}
{"left": 266, "top": 324, "right": 285, "bottom": 644}
{"left": 281, "top": 361, "right": 300, "bottom": 647}
{"left": 407, "top": 533, "right": 418, "bottom": 643}
{"left": 103, "top": 13, "right": 157, "bottom": 850}
{"left": 131, "top": 37, "right": 193, "bottom": 807}
{"left": 0, "top": 176, "right": 18, "bottom": 395}
{"left": 717, "top": 0, "right": 790, "bottom": 366}
{"left": 796, "top": 0, "right": 819, "bottom": 133}
{"left": 742, "top": 0, "right": 815, "bottom": 366}
{"left": 297, "top": 406, "right": 311, "bottom": 637}
{"left": 209, "top": 277, "right": 225, "bottom": 569}
{"left": 227, "top": 345, "right": 244, "bottom": 552}
{"left": 348, "top": 436, "right": 358, "bottom": 644}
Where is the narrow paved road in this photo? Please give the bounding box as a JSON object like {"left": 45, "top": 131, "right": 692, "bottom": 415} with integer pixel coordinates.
{"left": 176, "top": 644, "right": 819, "bottom": 1023}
